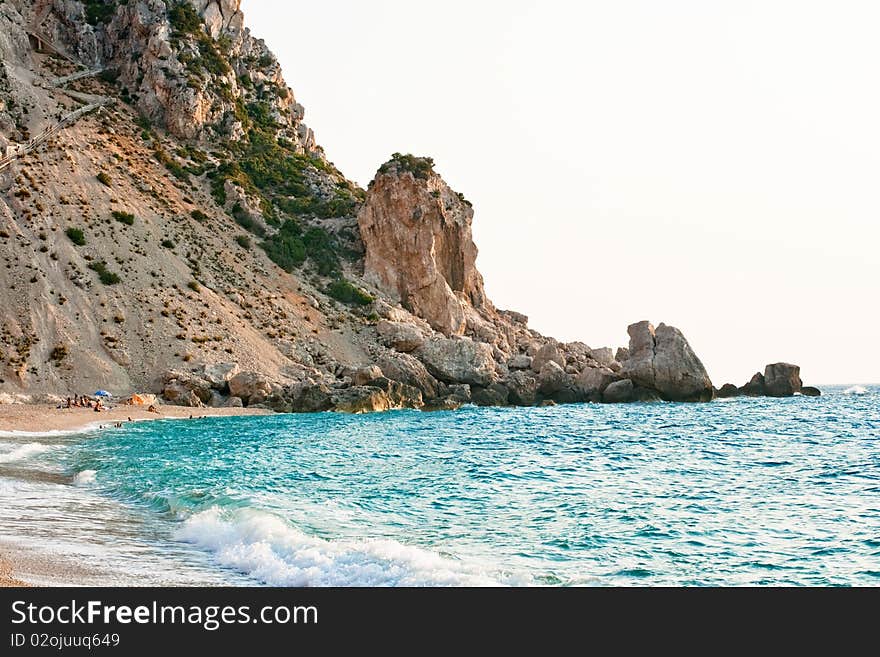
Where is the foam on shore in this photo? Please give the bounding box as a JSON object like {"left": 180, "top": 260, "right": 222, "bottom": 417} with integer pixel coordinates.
{"left": 175, "top": 506, "right": 518, "bottom": 587}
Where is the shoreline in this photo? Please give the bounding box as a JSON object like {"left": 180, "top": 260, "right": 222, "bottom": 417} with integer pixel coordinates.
{"left": 0, "top": 403, "right": 272, "bottom": 587}
{"left": 0, "top": 402, "right": 273, "bottom": 435}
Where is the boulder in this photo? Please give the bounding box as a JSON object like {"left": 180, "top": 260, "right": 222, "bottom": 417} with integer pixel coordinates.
{"left": 472, "top": 383, "right": 510, "bottom": 407}
{"left": 162, "top": 381, "right": 204, "bottom": 407}
{"left": 292, "top": 384, "right": 333, "bottom": 413}
{"left": 377, "top": 321, "right": 426, "bottom": 353}
{"left": 422, "top": 397, "right": 463, "bottom": 412}
{"left": 161, "top": 370, "right": 212, "bottom": 405}
{"left": 615, "top": 347, "right": 630, "bottom": 363}
{"left": 415, "top": 338, "right": 496, "bottom": 386}
{"left": 506, "top": 370, "right": 539, "bottom": 407}
{"left": 740, "top": 372, "right": 766, "bottom": 397}
{"left": 378, "top": 352, "right": 441, "bottom": 400}
{"left": 199, "top": 362, "right": 239, "bottom": 390}
{"left": 228, "top": 371, "right": 276, "bottom": 406}
{"left": 591, "top": 347, "right": 616, "bottom": 368}
{"left": 368, "top": 377, "right": 424, "bottom": 409}
{"left": 603, "top": 379, "right": 634, "bottom": 404}
{"left": 633, "top": 386, "right": 663, "bottom": 403}
{"left": 538, "top": 361, "right": 570, "bottom": 396}
{"left": 508, "top": 354, "right": 534, "bottom": 370}
{"left": 764, "top": 363, "right": 802, "bottom": 398}
{"left": 445, "top": 384, "right": 472, "bottom": 404}
{"left": 621, "top": 321, "right": 714, "bottom": 402}
{"left": 225, "top": 396, "right": 244, "bottom": 408}
{"left": 331, "top": 387, "right": 392, "bottom": 414}
{"left": 716, "top": 384, "right": 741, "bottom": 399}
{"left": 531, "top": 342, "right": 566, "bottom": 373}
{"left": 577, "top": 365, "right": 617, "bottom": 397}
{"left": 801, "top": 386, "right": 821, "bottom": 397}
{"left": 353, "top": 365, "right": 384, "bottom": 386}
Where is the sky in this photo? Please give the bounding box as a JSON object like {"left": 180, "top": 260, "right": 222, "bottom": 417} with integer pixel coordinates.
{"left": 242, "top": 0, "right": 880, "bottom": 385}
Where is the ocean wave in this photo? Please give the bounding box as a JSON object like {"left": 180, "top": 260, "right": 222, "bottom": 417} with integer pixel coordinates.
{"left": 843, "top": 386, "right": 869, "bottom": 395}
{"left": 0, "top": 424, "right": 103, "bottom": 439}
{"left": 73, "top": 470, "right": 97, "bottom": 486}
{"left": 175, "top": 506, "right": 512, "bottom": 587}
{"left": 0, "top": 442, "right": 59, "bottom": 464}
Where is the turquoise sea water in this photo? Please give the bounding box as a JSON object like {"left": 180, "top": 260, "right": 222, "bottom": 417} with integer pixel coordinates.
{"left": 1, "top": 385, "right": 878, "bottom": 586}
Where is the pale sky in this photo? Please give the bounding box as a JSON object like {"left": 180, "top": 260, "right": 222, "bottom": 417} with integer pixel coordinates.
{"left": 242, "top": 0, "right": 879, "bottom": 385}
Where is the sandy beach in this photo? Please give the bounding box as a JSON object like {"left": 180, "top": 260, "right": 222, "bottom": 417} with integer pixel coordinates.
{"left": 0, "top": 402, "right": 273, "bottom": 587}
{"left": 0, "top": 403, "right": 272, "bottom": 434}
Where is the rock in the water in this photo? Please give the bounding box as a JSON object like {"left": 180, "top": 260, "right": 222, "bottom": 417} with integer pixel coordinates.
{"left": 603, "top": 379, "right": 634, "bottom": 404}
{"left": 353, "top": 365, "right": 383, "bottom": 387}
{"left": 445, "top": 384, "right": 472, "bottom": 404}
{"left": 377, "top": 352, "right": 441, "bottom": 400}
{"left": 577, "top": 366, "right": 617, "bottom": 397}
{"left": 472, "top": 383, "right": 510, "bottom": 407}
{"left": 633, "top": 386, "right": 663, "bottom": 403}
{"left": 763, "top": 363, "right": 802, "bottom": 397}
{"left": 377, "top": 321, "right": 426, "bottom": 353}
{"left": 717, "top": 383, "right": 741, "bottom": 399}
{"left": 229, "top": 371, "right": 276, "bottom": 406}
{"left": 740, "top": 372, "right": 766, "bottom": 397}
{"left": 292, "top": 384, "right": 333, "bottom": 413}
{"left": 422, "top": 397, "right": 463, "bottom": 412}
{"left": 368, "top": 377, "right": 424, "bottom": 409}
{"left": 621, "top": 321, "right": 714, "bottom": 402}
{"left": 331, "top": 387, "right": 392, "bottom": 414}
{"left": 506, "top": 370, "right": 539, "bottom": 407}
{"left": 801, "top": 386, "right": 821, "bottom": 397}
{"left": 538, "top": 361, "right": 570, "bottom": 396}
{"left": 415, "top": 338, "right": 496, "bottom": 386}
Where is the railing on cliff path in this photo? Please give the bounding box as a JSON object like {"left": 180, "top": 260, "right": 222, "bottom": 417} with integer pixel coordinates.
{"left": 0, "top": 98, "right": 113, "bottom": 172}
{"left": 1, "top": 10, "right": 112, "bottom": 173}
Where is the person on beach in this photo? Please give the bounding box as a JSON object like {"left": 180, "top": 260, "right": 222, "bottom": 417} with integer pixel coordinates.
{"left": 66, "top": 397, "right": 72, "bottom": 409}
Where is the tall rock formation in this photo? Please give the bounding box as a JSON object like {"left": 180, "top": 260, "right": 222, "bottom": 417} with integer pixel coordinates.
{"left": 620, "top": 321, "right": 714, "bottom": 402}
{"left": 358, "top": 154, "right": 489, "bottom": 336}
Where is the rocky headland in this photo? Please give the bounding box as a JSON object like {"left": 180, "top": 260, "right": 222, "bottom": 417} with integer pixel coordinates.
{"left": 0, "top": 1, "right": 819, "bottom": 413}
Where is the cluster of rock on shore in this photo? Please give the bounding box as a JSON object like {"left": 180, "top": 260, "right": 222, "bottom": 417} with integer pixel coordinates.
{"left": 157, "top": 157, "right": 821, "bottom": 414}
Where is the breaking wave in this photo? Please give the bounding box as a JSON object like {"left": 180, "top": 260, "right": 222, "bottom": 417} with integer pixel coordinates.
{"left": 175, "top": 506, "right": 512, "bottom": 587}
{"left": 843, "top": 386, "right": 868, "bottom": 395}
{"left": 0, "top": 442, "right": 58, "bottom": 464}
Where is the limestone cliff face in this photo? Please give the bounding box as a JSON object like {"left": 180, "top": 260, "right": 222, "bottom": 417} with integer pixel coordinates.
{"left": 13, "top": 0, "right": 317, "bottom": 149}
{"left": 358, "top": 155, "right": 489, "bottom": 336}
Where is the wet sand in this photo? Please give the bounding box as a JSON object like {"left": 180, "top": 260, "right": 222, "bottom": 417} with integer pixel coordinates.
{"left": 0, "top": 402, "right": 274, "bottom": 586}
{"left": 0, "top": 403, "right": 272, "bottom": 434}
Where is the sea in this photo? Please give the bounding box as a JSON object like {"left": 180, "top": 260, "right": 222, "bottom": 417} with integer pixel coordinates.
{"left": 1, "top": 385, "right": 877, "bottom": 586}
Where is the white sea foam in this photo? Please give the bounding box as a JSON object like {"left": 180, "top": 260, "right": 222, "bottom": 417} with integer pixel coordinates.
{"left": 73, "top": 470, "right": 97, "bottom": 486}
{"left": 0, "top": 423, "right": 103, "bottom": 439}
{"left": 175, "top": 506, "right": 514, "bottom": 587}
{"left": 843, "top": 385, "right": 869, "bottom": 395}
{"left": 0, "top": 442, "right": 59, "bottom": 463}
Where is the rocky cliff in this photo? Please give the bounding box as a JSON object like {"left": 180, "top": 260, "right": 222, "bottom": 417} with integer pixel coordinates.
{"left": 0, "top": 1, "right": 815, "bottom": 410}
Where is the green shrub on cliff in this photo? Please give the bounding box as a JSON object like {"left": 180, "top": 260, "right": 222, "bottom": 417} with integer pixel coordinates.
{"left": 88, "top": 261, "right": 121, "bottom": 285}
{"left": 66, "top": 228, "right": 86, "bottom": 246}
{"left": 327, "top": 279, "right": 374, "bottom": 306}
{"left": 378, "top": 153, "right": 435, "bottom": 180}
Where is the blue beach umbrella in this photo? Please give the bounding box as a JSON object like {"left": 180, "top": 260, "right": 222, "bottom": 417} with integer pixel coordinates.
{"left": 94, "top": 390, "right": 112, "bottom": 398}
